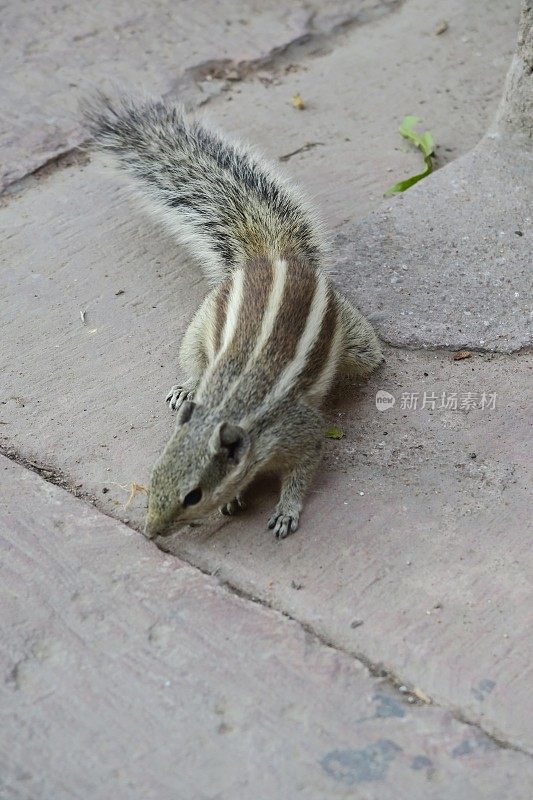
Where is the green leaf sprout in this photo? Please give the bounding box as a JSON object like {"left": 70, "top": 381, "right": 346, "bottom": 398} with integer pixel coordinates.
{"left": 386, "top": 116, "right": 435, "bottom": 195}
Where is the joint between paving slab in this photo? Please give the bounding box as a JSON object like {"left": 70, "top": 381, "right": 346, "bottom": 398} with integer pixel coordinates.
{"left": 1, "top": 442, "right": 531, "bottom": 759}
{"left": 216, "top": 577, "right": 533, "bottom": 759}
{"left": 173, "top": 0, "right": 407, "bottom": 96}
{"left": 0, "top": 147, "right": 90, "bottom": 203}
{"left": 0, "top": 0, "right": 406, "bottom": 198}
{"left": 379, "top": 340, "right": 533, "bottom": 356}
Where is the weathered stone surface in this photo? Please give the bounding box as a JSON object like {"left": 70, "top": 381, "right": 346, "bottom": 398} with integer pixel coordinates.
{"left": 1, "top": 455, "right": 533, "bottom": 800}
{"left": 334, "top": 137, "right": 532, "bottom": 352}
{"left": 172, "top": 347, "right": 533, "bottom": 753}
{"left": 1, "top": 2, "right": 532, "bottom": 788}
{"left": 496, "top": 1, "right": 533, "bottom": 139}
{"left": 170, "top": 0, "right": 529, "bottom": 352}
{"left": 1, "top": 162, "right": 532, "bottom": 751}
{"left": 202, "top": 0, "right": 519, "bottom": 224}
{"left": 0, "top": 0, "right": 403, "bottom": 192}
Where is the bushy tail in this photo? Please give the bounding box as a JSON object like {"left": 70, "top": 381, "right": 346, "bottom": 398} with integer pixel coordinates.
{"left": 82, "top": 92, "right": 324, "bottom": 282}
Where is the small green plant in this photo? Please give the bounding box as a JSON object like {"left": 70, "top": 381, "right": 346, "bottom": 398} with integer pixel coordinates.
{"left": 326, "top": 425, "right": 344, "bottom": 440}
{"left": 386, "top": 116, "right": 435, "bottom": 195}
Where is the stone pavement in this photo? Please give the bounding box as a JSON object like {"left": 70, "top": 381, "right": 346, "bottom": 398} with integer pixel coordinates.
{"left": 3, "top": 455, "right": 533, "bottom": 800}
{"left": 1, "top": 0, "right": 532, "bottom": 797}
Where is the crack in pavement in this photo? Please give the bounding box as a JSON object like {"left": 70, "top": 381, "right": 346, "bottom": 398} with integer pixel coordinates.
{"left": 0, "top": 0, "right": 406, "bottom": 198}
{"left": 1, "top": 441, "right": 531, "bottom": 759}
{"left": 0, "top": 147, "right": 90, "bottom": 204}
{"left": 368, "top": 339, "right": 533, "bottom": 356}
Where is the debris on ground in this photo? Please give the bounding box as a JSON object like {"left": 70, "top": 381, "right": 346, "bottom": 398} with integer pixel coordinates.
{"left": 435, "top": 20, "right": 449, "bottom": 35}
{"left": 412, "top": 687, "right": 432, "bottom": 704}
{"left": 453, "top": 350, "right": 472, "bottom": 360}
{"left": 291, "top": 93, "right": 306, "bottom": 110}
{"left": 279, "top": 141, "right": 324, "bottom": 162}
{"left": 112, "top": 481, "right": 149, "bottom": 508}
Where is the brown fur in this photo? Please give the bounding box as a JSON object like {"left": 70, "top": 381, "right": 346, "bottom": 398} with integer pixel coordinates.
{"left": 257, "top": 259, "right": 316, "bottom": 375}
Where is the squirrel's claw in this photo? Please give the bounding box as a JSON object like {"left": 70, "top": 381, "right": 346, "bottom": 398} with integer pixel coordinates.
{"left": 166, "top": 385, "right": 194, "bottom": 411}
{"left": 220, "top": 495, "right": 246, "bottom": 516}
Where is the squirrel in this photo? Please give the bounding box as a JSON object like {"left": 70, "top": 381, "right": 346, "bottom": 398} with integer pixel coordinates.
{"left": 83, "top": 92, "right": 383, "bottom": 539}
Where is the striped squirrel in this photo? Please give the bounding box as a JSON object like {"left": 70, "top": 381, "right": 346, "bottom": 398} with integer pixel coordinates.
{"left": 83, "top": 93, "right": 383, "bottom": 539}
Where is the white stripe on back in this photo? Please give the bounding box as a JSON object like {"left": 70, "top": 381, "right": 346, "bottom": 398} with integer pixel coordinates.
{"left": 265, "top": 271, "right": 329, "bottom": 405}
{"left": 250, "top": 259, "right": 287, "bottom": 360}
{"left": 220, "top": 268, "right": 245, "bottom": 354}
{"left": 214, "top": 259, "right": 288, "bottom": 409}
{"left": 204, "top": 303, "right": 217, "bottom": 363}
{"left": 197, "top": 269, "right": 244, "bottom": 397}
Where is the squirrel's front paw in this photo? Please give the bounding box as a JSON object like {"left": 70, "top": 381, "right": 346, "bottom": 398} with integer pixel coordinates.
{"left": 268, "top": 511, "right": 299, "bottom": 539}
{"left": 165, "top": 384, "right": 194, "bottom": 411}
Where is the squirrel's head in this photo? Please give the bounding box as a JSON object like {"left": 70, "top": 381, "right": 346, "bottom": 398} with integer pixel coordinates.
{"left": 144, "top": 401, "right": 252, "bottom": 538}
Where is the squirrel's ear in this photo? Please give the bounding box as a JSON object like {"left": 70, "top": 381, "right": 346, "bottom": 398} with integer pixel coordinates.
{"left": 176, "top": 400, "right": 195, "bottom": 424}
{"left": 209, "top": 422, "right": 250, "bottom": 463}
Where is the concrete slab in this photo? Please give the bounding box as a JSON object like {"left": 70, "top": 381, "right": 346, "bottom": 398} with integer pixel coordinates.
{"left": 1, "top": 161, "right": 531, "bottom": 750}
{"left": 334, "top": 137, "right": 532, "bottom": 352}
{"left": 171, "top": 347, "right": 533, "bottom": 753}
{"left": 4, "top": 0, "right": 527, "bottom": 352}
{"left": 200, "top": 0, "right": 520, "bottom": 223}
{"left": 0, "top": 0, "right": 403, "bottom": 192}
{"left": 193, "top": 0, "right": 530, "bottom": 352}
{"left": 2, "top": 454, "right": 533, "bottom": 800}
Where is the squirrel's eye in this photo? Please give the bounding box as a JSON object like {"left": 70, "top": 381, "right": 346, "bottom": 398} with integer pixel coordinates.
{"left": 183, "top": 487, "right": 202, "bottom": 507}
